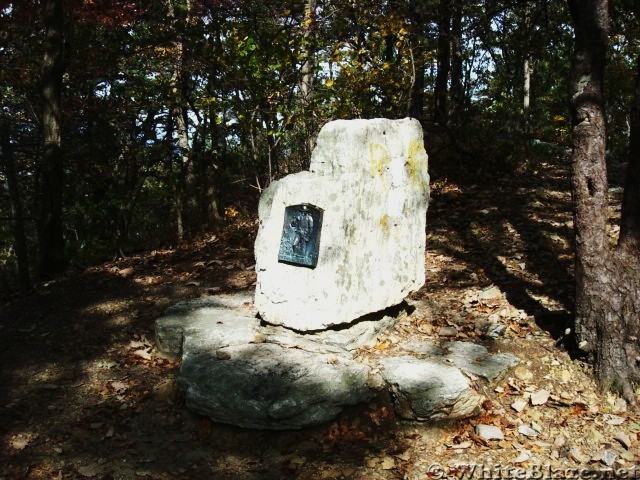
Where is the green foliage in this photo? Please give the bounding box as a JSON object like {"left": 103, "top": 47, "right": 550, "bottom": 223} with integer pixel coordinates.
{"left": 1, "top": 0, "right": 639, "bottom": 288}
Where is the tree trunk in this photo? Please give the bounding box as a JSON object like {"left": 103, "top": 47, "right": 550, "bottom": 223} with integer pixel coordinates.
{"left": 167, "top": 0, "right": 195, "bottom": 239}
{"left": 449, "top": 0, "right": 464, "bottom": 124}
{"left": 38, "top": 0, "right": 66, "bottom": 277}
{"left": 523, "top": 55, "right": 532, "bottom": 161}
{"left": 569, "top": 0, "right": 640, "bottom": 403}
{"left": 300, "top": 0, "right": 317, "bottom": 157}
{"left": 0, "top": 119, "right": 30, "bottom": 289}
{"left": 619, "top": 56, "right": 640, "bottom": 253}
{"left": 433, "top": 0, "right": 451, "bottom": 125}
{"left": 407, "top": 5, "right": 425, "bottom": 123}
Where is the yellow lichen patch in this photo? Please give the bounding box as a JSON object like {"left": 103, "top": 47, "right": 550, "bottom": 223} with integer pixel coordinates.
{"left": 380, "top": 214, "right": 390, "bottom": 236}
{"left": 369, "top": 143, "right": 390, "bottom": 176}
{"left": 406, "top": 140, "right": 428, "bottom": 187}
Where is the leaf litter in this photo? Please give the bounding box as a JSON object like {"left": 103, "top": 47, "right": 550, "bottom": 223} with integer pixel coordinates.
{"left": 1, "top": 162, "right": 639, "bottom": 479}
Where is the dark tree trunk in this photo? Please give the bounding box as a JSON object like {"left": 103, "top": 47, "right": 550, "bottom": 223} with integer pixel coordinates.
{"left": 619, "top": 56, "right": 640, "bottom": 253}
{"left": 38, "top": 0, "right": 66, "bottom": 276}
{"left": 569, "top": 0, "right": 640, "bottom": 403}
{"left": 433, "top": 0, "right": 451, "bottom": 125}
{"left": 0, "top": 119, "right": 30, "bottom": 289}
{"left": 167, "top": 0, "right": 196, "bottom": 239}
{"left": 449, "top": 0, "right": 464, "bottom": 124}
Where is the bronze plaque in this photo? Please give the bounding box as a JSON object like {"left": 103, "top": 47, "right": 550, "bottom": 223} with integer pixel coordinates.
{"left": 278, "top": 204, "right": 323, "bottom": 268}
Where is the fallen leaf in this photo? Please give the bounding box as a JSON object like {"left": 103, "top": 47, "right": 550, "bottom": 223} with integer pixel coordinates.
{"left": 450, "top": 441, "right": 472, "bottom": 450}
{"left": 513, "top": 449, "right": 531, "bottom": 463}
{"left": 118, "top": 267, "right": 134, "bottom": 278}
{"left": 109, "top": 381, "right": 128, "bottom": 393}
{"left": 614, "top": 431, "right": 632, "bottom": 449}
{"left": 518, "top": 425, "right": 538, "bottom": 438}
{"left": 511, "top": 399, "right": 527, "bottom": 413}
{"left": 569, "top": 447, "right": 589, "bottom": 464}
{"left": 10, "top": 433, "right": 35, "bottom": 451}
{"left": 380, "top": 456, "right": 395, "bottom": 470}
{"left": 469, "top": 432, "right": 489, "bottom": 446}
{"left": 133, "top": 348, "right": 152, "bottom": 360}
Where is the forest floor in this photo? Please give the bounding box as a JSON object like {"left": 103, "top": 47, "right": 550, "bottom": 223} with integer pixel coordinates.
{"left": 1, "top": 157, "right": 639, "bottom": 480}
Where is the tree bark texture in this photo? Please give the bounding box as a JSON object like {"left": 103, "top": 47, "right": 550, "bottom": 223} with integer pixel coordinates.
{"left": 568, "top": 0, "right": 640, "bottom": 403}
{"left": 407, "top": 4, "right": 425, "bottom": 123}
{"left": 523, "top": 55, "right": 533, "bottom": 161}
{"left": 167, "top": 0, "right": 196, "bottom": 239}
{"left": 0, "top": 119, "right": 31, "bottom": 289}
{"left": 300, "top": 0, "right": 317, "bottom": 157}
{"left": 619, "top": 56, "right": 640, "bottom": 253}
{"left": 449, "top": 0, "right": 464, "bottom": 124}
{"left": 433, "top": 0, "right": 451, "bottom": 125}
{"left": 38, "top": 0, "right": 66, "bottom": 276}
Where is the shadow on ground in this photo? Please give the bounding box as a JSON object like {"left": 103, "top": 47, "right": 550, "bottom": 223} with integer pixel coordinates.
{"left": 0, "top": 157, "right": 582, "bottom": 479}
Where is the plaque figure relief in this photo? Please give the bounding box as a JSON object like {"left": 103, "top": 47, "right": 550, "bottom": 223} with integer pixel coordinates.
{"left": 278, "top": 204, "right": 323, "bottom": 268}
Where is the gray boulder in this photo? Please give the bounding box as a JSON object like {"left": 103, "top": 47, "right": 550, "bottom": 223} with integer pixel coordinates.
{"left": 402, "top": 340, "right": 519, "bottom": 381}
{"left": 179, "top": 343, "right": 373, "bottom": 430}
{"left": 443, "top": 341, "right": 519, "bottom": 380}
{"left": 155, "top": 292, "right": 257, "bottom": 357}
{"left": 379, "top": 356, "right": 482, "bottom": 421}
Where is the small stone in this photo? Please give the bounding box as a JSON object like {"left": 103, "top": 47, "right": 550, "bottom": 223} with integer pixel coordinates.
{"left": 475, "top": 424, "right": 504, "bottom": 441}
{"left": 614, "top": 432, "right": 632, "bottom": 450}
{"left": 511, "top": 399, "right": 527, "bottom": 413}
{"left": 613, "top": 398, "right": 628, "bottom": 413}
{"left": 484, "top": 323, "right": 506, "bottom": 339}
{"left": 604, "top": 414, "right": 625, "bottom": 426}
{"left": 478, "top": 286, "right": 502, "bottom": 302}
{"left": 569, "top": 447, "right": 589, "bottom": 464}
{"left": 560, "top": 369, "right": 572, "bottom": 383}
{"left": 518, "top": 425, "right": 539, "bottom": 438}
{"left": 530, "top": 389, "right": 550, "bottom": 406}
{"left": 438, "top": 326, "right": 458, "bottom": 337}
{"left": 601, "top": 449, "right": 618, "bottom": 467}
{"left": 380, "top": 356, "right": 482, "bottom": 421}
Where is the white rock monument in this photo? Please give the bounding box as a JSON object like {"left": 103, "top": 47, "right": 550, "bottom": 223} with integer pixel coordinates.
{"left": 154, "top": 119, "right": 518, "bottom": 429}
{"left": 254, "top": 118, "right": 430, "bottom": 330}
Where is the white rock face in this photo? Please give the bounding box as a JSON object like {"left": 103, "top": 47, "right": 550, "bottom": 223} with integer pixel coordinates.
{"left": 254, "top": 118, "right": 429, "bottom": 330}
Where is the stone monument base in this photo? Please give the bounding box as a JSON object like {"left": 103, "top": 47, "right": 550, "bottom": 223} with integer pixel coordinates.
{"left": 155, "top": 292, "right": 519, "bottom": 430}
